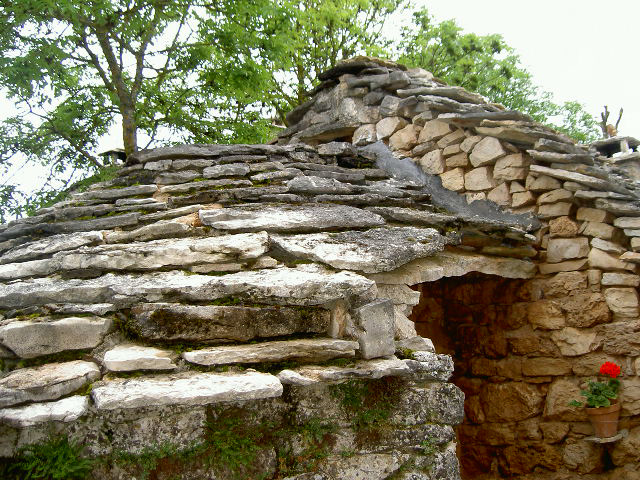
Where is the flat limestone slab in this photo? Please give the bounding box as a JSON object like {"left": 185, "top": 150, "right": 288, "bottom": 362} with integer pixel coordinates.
{"left": 199, "top": 203, "right": 385, "bottom": 233}
{"left": 0, "top": 316, "right": 112, "bottom": 358}
{"left": 103, "top": 345, "right": 176, "bottom": 371}
{"left": 0, "top": 268, "right": 376, "bottom": 308}
{"left": 182, "top": 338, "right": 358, "bottom": 366}
{"left": 0, "top": 361, "right": 100, "bottom": 408}
{"left": 91, "top": 371, "right": 283, "bottom": 410}
{"left": 272, "top": 227, "right": 446, "bottom": 274}
{"left": 277, "top": 357, "right": 411, "bottom": 385}
{"left": 0, "top": 395, "right": 89, "bottom": 427}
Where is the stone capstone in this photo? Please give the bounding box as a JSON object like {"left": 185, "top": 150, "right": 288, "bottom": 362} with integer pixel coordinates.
{"left": 91, "top": 370, "right": 283, "bottom": 410}
{"left": 0, "top": 316, "right": 112, "bottom": 358}
{"left": 182, "top": 339, "right": 358, "bottom": 366}
{"left": 199, "top": 203, "right": 385, "bottom": 233}
{"left": 0, "top": 360, "right": 100, "bottom": 408}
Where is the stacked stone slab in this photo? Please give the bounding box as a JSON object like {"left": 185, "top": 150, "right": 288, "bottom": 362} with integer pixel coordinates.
{"left": 0, "top": 135, "right": 548, "bottom": 478}
{"left": 279, "top": 57, "right": 640, "bottom": 479}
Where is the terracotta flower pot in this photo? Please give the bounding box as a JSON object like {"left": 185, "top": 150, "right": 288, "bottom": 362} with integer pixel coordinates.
{"left": 586, "top": 400, "right": 620, "bottom": 438}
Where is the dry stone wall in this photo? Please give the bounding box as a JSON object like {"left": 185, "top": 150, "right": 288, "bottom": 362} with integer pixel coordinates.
{"left": 278, "top": 57, "right": 640, "bottom": 479}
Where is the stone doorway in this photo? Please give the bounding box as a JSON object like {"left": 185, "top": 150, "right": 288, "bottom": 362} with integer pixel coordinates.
{"left": 409, "top": 273, "right": 537, "bottom": 479}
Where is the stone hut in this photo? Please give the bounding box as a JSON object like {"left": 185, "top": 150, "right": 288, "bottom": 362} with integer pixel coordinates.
{"left": 0, "top": 57, "right": 639, "bottom": 479}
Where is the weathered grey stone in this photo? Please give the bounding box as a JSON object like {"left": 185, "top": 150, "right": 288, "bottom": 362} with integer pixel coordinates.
{"left": 271, "top": 227, "right": 446, "bottom": 274}
{"left": 57, "top": 233, "right": 268, "bottom": 272}
{"left": 475, "top": 120, "right": 572, "bottom": 145}
{"left": 171, "top": 158, "right": 215, "bottom": 170}
{"left": 128, "top": 144, "right": 281, "bottom": 163}
{"left": 537, "top": 203, "right": 572, "bottom": 218}
{"left": 365, "top": 207, "right": 457, "bottom": 227}
{"left": 591, "top": 238, "right": 625, "bottom": 254}
{"left": 486, "top": 183, "right": 511, "bottom": 206}
{"left": 0, "top": 268, "right": 376, "bottom": 308}
{"left": 527, "top": 173, "right": 562, "bottom": 191}
{"left": 199, "top": 204, "right": 385, "bottom": 233}
{"left": 0, "top": 231, "right": 103, "bottom": 264}
{"left": 445, "top": 152, "right": 468, "bottom": 168}
{"left": 155, "top": 171, "right": 201, "bottom": 185}
{"left": 354, "top": 299, "right": 396, "bottom": 359}
{"left": 404, "top": 351, "right": 454, "bottom": 381}
{"left": 287, "top": 175, "right": 354, "bottom": 195}
{"left": 395, "top": 336, "right": 435, "bottom": 353}
{"left": 527, "top": 150, "right": 594, "bottom": 165}
{"left": 530, "top": 165, "right": 630, "bottom": 195}
{"left": 546, "top": 237, "right": 589, "bottom": 263}
{"left": 352, "top": 124, "right": 377, "bottom": 146}
{"left": 614, "top": 217, "right": 640, "bottom": 228}
{"left": 0, "top": 258, "right": 59, "bottom": 280}
{"left": 44, "top": 213, "right": 140, "bottom": 235}
{"left": 0, "top": 395, "right": 89, "bottom": 427}
{"left": 73, "top": 184, "right": 157, "bottom": 201}
{"left": 0, "top": 361, "right": 100, "bottom": 407}
{"left": 105, "top": 219, "right": 192, "bottom": 243}
{"left": 580, "top": 221, "right": 617, "bottom": 240}
{"left": 0, "top": 316, "right": 112, "bottom": 358}
{"left": 493, "top": 153, "right": 529, "bottom": 181}
{"left": 159, "top": 178, "right": 252, "bottom": 194}
{"left": 417, "top": 120, "right": 452, "bottom": 142}
{"left": 534, "top": 138, "right": 586, "bottom": 155}
{"left": 202, "top": 163, "right": 250, "bottom": 179}
{"left": 131, "top": 303, "right": 331, "bottom": 343}
{"left": 379, "top": 95, "right": 401, "bottom": 116}
{"left": 103, "top": 344, "right": 177, "bottom": 371}
{"left": 469, "top": 137, "right": 506, "bottom": 167}
{"left": 398, "top": 86, "right": 484, "bottom": 104}
{"left": 278, "top": 357, "right": 411, "bottom": 385}
{"left": 436, "top": 129, "right": 465, "bottom": 148}
{"left": 91, "top": 371, "right": 283, "bottom": 410}
{"left": 538, "top": 189, "right": 573, "bottom": 204}
{"left": 316, "top": 142, "right": 356, "bottom": 156}
{"left": 182, "top": 339, "right": 358, "bottom": 366}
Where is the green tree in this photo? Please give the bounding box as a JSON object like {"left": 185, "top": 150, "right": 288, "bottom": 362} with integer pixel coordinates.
{"left": 397, "top": 8, "right": 600, "bottom": 143}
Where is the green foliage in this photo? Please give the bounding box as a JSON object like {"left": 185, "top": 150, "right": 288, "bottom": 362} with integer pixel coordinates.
{"left": 331, "top": 379, "right": 397, "bottom": 430}
{"left": 113, "top": 442, "right": 204, "bottom": 480}
{"left": 397, "top": 7, "right": 600, "bottom": 143}
{"left": 1, "top": 435, "right": 94, "bottom": 480}
{"left": 204, "top": 415, "right": 263, "bottom": 473}
{"left": 570, "top": 378, "right": 620, "bottom": 408}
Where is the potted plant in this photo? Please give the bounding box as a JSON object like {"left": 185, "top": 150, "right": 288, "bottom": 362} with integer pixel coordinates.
{"left": 569, "top": 361, "right": 622, "bottom": 438}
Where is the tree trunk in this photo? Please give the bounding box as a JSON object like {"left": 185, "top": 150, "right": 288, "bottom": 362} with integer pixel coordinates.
{"left": 121, "top": 103, "right": 138, "bottom": 156}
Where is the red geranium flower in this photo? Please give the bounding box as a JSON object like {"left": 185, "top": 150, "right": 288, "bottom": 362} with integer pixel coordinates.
{"left": 599, "top": 361, "right": 621, "bottom": 379}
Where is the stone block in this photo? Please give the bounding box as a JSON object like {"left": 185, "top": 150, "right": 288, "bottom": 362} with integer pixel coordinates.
{"left": 486, "top": 183, "right": 511, "bottom": 206}
{"left": 469, "top": 137, "right": 506, "bottom": 167}
{"left": 546, "top": 237, "right": 589, "bottom": 263}
{"left": 588, "top": 248, "right": 635, "bottom": 271}
{"left": 602, "top": 273, "right": 640, "bottom": 287}
{"left": 493, "top": 153, "right": 529, "bottom": 181}
{"left": 580, "top": 221, "right": 617, "bottom": 240}
{"left": 445, "top": 152, "right": 469, "bottom": 168}
{"left": 527, "top": 300, "right": 565, "bottom": 329}
{"left": 526, "top": 174, "right": 562, "bottom": 192}
{"left": 466, "top": 192, "right": 486, "bottom": 203}
{"left": 464, "top": 166, "right": 496, "bottom": 191}
{"left": 614, "top": 217, "right": 640, "bottom": 229}
{"left": 578, "top": 207, "right": 613, "bottom": 223}
{"left": 436, "top": 129, "right": 465, "bottom": 148}
{"left": 439, "top": 168, "right": 465, "bottom": 192}
{"left": 510, "top": 181, "right": 526, "bottom": 193}
{"left": 563, "top": 440, "right": 602, "bottom": 473}
{"left": 600, "top": 321, "right": 640, "bottom": 356}
{"left": 549, "top": 216, "right": 580, "bottom": 238}
{"left": 537, "top": 189, "right": 573, "bottom": 205}
{"left": 537, "top": 202, "right": 572, "bottom": 218}
{"left": 442, "top": 143, "right": 462, "bottom": 157}
{"left": 0, "top": 395, "right": 89, "bottom": 427}
{"left": 419, "top": 149, "right": 445, "bottom": 174}
{"left": 480, "top": 382, "right": 543, "bottom": 422}
{"left": 460, "top": 135, "right": 482, "bottom": 152}
{"left": 103, "top": 345, "right": 177, "bottom": 371}
{"left": 389, "top": 124, "right": 420, "bottom": 150}
{"left": 538, "top": 259, "right": 588, "bottom": 274}
{"left": 562, "top": 291, "right": 610, "bottom": 328}
{"left": 375, "top": 116, "right": 408, "bottom": 140}
{"left": 543, "top": 379, "right": 587, "bottom": 421}
{"left": 550, "top": 327, "right": 597, "bottom": 356}
{"left": 604, "top": 287, "right": 639, "bottom": 318}
{"left": 354, "top": 299, "right": 396, "bottom": 359}
{"left": 512, "top": 191, "right": 536, "bottom": 208}
{"left": 591, "top": 238, "right": 625, "bottom": 254}
{"left": 522, "top": 357, "right": 572, "bottom": 376}
{"left": 0, "top": 316, "right": 112, "bottom": 359}
{"left": 417, "top": 120, "right": 452, "bottom": 142}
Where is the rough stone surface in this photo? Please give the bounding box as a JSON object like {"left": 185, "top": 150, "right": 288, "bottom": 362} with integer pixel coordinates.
{"left": 354, "top": 299, "right": 396, "bottom": 359}
{"left": 199, "top": 204, "right": 385, "bottom": 233}
{"left": 546, "top": 237, "right": 589, "bottom": 263}
{"left": 480, "top": 382, "right": 543, "bottom": 422}
{"left": 182, "top": 339, "right": 358, "bottom": 365}
{"left": 278, "top": 357, "right": 411, "bottom": 384}
{"left": 103, "top": 344, "right": 177, "bottom": 371}
{"left": 550, "top": 327, "right": 597, "bottom": 356}
{"left": 91, "top": 371, "right": 283, "bottom": 410}
{"left": 0, "top": 395, "right": 89, "bottom": 427}
{"left": 0, "top": 361, "right": 100, "bottom": 407}
{"left": 0, "top": 316, "right": 112, "bottom": 358}
{"left": 464, "top": 167, "right": 496, "bottom": 191}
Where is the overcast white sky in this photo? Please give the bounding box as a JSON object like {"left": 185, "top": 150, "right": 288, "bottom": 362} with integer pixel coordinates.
{"left": 413, "top": 0, "right": 639, "bottom": 136}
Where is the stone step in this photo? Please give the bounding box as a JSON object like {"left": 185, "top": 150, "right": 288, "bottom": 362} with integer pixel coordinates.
{"left": 131, "top": 303, "right": 330, "bottom": 343}
{"left": 0, "top": 316, "right": 112, "bottom": 358}
{"left": 0, "top": 267, "right": 376, "bottom": 309}
{"left": 91, "top": 371, "right": 283, "bottom": 410}
{"left": 0, "top": 395, "right": 89, "bottom": 427}
{"left": 0, "top": 361, "right": 100, "bottom": 408}
{"left": 182, "top": 338, "right": 358, "bottom": 366}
